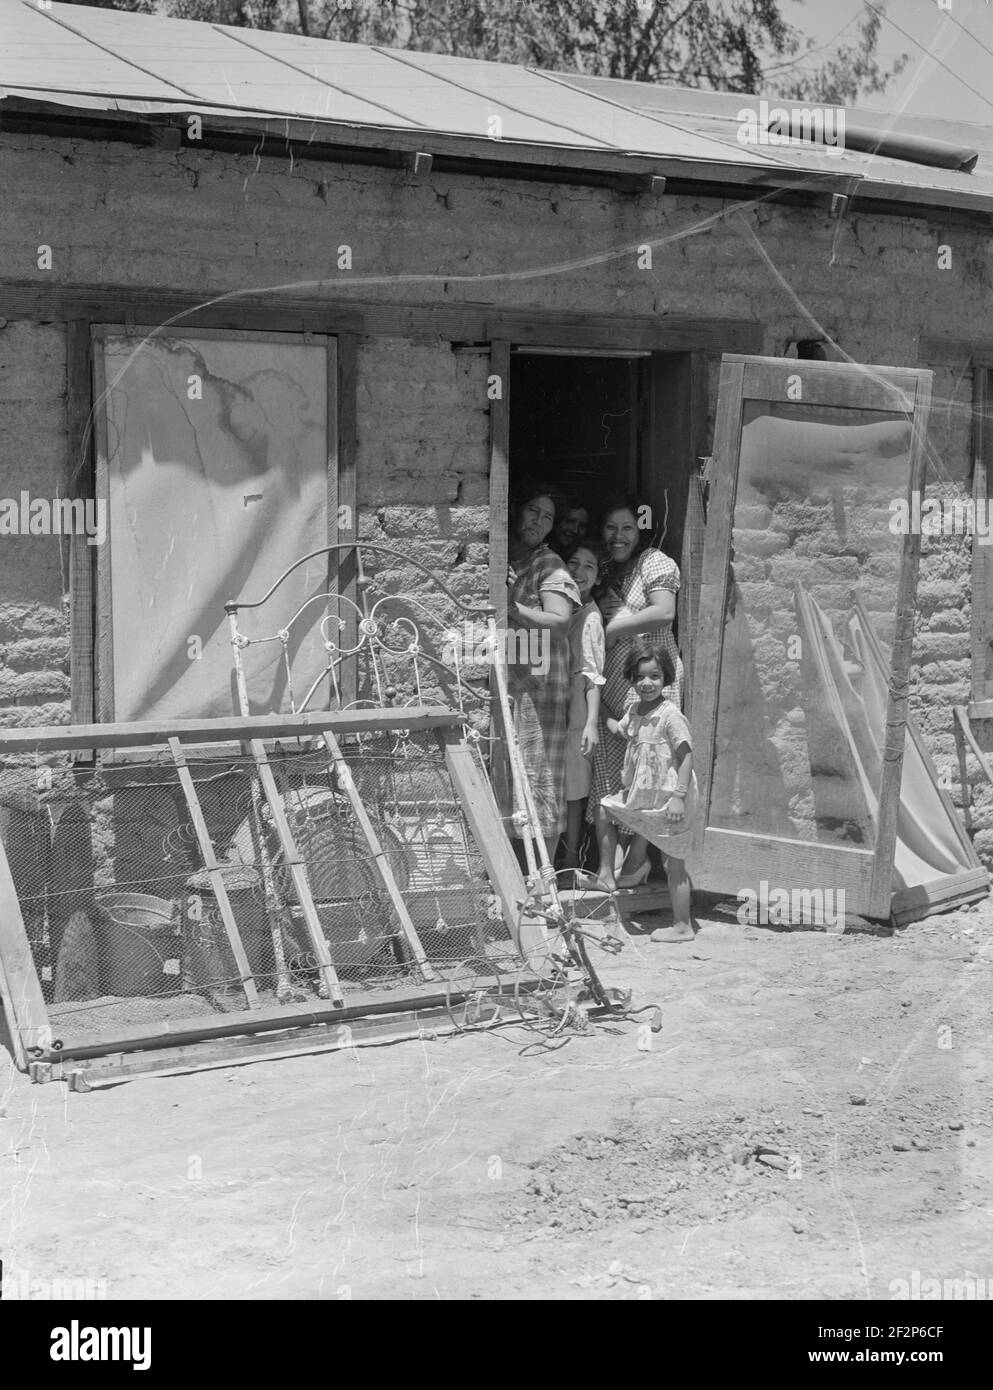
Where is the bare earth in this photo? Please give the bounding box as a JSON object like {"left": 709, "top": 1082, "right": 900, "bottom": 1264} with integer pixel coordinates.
{"left": 2, "top": 902, "right": 991, "bottom": 1301}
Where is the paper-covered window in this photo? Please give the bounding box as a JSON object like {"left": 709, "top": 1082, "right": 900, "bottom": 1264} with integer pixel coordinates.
{"left": 92, "top": 328, "right": 336, "bottom": 723}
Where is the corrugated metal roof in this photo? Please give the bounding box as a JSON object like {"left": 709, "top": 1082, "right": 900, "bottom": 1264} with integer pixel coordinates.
{"left": 2, "top": 0, "right": 992, "bottom": 212}
{"left": 560, "top": 71, "right": 993, "bottom": 208}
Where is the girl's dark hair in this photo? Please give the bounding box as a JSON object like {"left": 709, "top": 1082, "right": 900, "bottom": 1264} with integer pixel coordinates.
{"left": 624, "top": 642, "right": 675, "bottom": 688}
{"left": 510, "top": 480, "right": 564, "bottom": 523}
{"left": 598, "top": 493, "right": 653, "bottom": 555}
{"left": 563, "top": 538, "right": 600, "bottom": 566}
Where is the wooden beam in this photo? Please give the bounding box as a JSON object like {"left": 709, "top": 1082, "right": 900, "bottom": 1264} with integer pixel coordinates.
{"left": 953, "top": 707, "right": 974, "bottom": 832}
{"left": 90, "top": 329, "right": 114, "bottom": 724}
{"left": 66, "top": 320, "right": 95, "bottom": 733}
{"left": 43, "top": 993, "right": 544, "bottom": 1088}
{"left": 335, "top": 332, "right": 358, "bottom": 709}
{"left": 971, "top": 364, "right": 993, "bottom": 703}
{"left": 890, "top": 867, "right": 989, "bottom": 927}
{"left": 868, "top": 371, "right": 932, "bottom": 920}
{"left": 401, "top": 151, "right": 433, "bottom": 176}
{"left": 488, "top": 340, "right": 511, "bottom": 616}
{"left": 0, "top": 706, "right": 461, "bottom": 753}
{"left": 730, "top": 355, "right": 920, "bottom": 413}
{"left": 487, "top": 339, "right": 512, "bottom": 808}
{"left": 249, "top": 738, "right": 343, "bottom": 1004}
{"left": 691, "top": 827, "right": 877, "bottom": 905}
{"left": 649, "top": 350, "right": 708, "bottom": 713}
{"left": 0, "top": 282, "right": 763, "bottom": 355}
{"left": 918, "top": 338, "right": 993, "bottom": 368}
{"left": 0, "top": 833, "right": 52, "bottom": 1063}
{"left": 45, "top": 970, "right": 540, "bottom": 1061}
{"left": 51, "top": 1000, "right": 510, "bottom": 1087}
{"left": 167, "top": 738, "right": 260, "bottom": 1009}
{"left": 955, "top": 704, "right": 993, "bottom": 787}
{"left": 441, "top": 729, "right": 528, "bottom": 954}
{"left": 688, "top": 356, "right": 744, "bottom": 855}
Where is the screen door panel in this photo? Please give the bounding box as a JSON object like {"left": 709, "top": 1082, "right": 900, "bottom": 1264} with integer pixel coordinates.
{"left": 691, "top": 356, "right": 932, "bottom": 919}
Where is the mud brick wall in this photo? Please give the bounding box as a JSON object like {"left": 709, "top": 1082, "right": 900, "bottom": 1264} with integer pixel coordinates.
{"left": 1, "top": 131, "right": 993, "bottom": 857}
{"left": 352, "top": 337, "right": 491, "bottom": 718}
{"left": 0, "top": 321, "right": 72, "bottom": 774}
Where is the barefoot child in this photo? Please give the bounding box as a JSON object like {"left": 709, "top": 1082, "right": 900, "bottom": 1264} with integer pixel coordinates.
{"left": 562, "top": 542, "right": 605, "bottom": 872}
{"left": 601, "top": 644, "right": 698, "bottom": 943}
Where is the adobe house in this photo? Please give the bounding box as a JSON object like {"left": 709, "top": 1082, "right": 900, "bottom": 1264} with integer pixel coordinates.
{"left": 2, "top": 0, "right": 993, "bottom": 885}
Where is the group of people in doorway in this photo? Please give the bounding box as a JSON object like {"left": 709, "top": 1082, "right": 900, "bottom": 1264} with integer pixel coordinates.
{"left": 505, "top": 484, "right": 697, "bottom": 944}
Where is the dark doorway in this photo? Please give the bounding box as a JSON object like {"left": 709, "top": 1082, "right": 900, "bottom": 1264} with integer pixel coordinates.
{"left": 509, "top": 351, "right": 642, "bottom": 508}
{"left": 508, "top": 348, "right": 696, "bottom": 577}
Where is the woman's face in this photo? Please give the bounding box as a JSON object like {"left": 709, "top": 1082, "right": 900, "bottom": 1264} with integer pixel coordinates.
{"left": 567, "top": 545, "right": 599, "bottom": 600}
{"left": 515, "top": 495, "right": 556, "bottom": 548}
{"left": 602, "top": 508, "right": 640, "bottom": 564}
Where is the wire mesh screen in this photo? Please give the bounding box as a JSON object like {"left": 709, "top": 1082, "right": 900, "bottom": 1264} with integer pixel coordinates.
{"left": 0, "top": 730, "right": 526, "bottom": 1055}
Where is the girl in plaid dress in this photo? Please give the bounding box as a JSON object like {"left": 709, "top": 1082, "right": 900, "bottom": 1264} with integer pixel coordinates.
{"left": 506, "top": 487, "right": 581, "bottom": 847}
{"left": 586, "top": 497, "right": 684, "bottom": 891}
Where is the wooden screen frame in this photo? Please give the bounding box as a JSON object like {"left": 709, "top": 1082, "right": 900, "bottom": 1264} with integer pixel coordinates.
{"left": 917, "top": 338, "right": 993, "bottom": 720}
{"left": 689, "top": 354, "right": 933, "bottom": 921}
{"left": 969, "top": 359, "right": 993, "bottom": 711}
{"left": 88, "top": 324, "right": 340, "bottom": 726}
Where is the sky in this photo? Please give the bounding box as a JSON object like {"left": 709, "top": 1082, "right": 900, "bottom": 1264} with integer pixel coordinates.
{"left": 780, "top": 0, "right": 993, "bottom": 128}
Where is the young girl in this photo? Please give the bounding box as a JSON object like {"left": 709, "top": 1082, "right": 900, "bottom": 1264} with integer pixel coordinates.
{"left": 562, "top": 541, "right": 605, "bottom": 874}
{"left": 601, "top": 644, "right": 698, "bottom": 943}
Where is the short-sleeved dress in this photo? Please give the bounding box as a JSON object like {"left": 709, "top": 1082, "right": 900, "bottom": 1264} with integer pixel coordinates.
{"left": 588, "top": 547, "right": 683, "bottom": 821}
{"left": 565, "top": 599, "right": 606, "bottom": 800}
{"left": 600, "top": 700, "right": 698, "bottom": 858}
{"left": 507, "top": 545, "right": 581, "bottom": 839}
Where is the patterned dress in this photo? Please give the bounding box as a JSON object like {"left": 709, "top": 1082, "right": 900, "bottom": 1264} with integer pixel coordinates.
{"left": 507, "top": 545, "right": 581, "bottom": 839}
{"left": 600, "top": 700, "right": 699, "bottom": 859}
{"left": 588, "top": 547, "right": 683, "bottom": 822}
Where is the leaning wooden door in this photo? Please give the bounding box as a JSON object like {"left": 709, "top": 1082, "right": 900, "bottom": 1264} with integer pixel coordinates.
{"left": 689, "top": 354, "right": 932, "bottom": 920}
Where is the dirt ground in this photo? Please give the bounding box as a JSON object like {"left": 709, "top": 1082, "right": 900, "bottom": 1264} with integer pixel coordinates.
{"left": 2, "top": 898, "right": 992, "bottom": 1301}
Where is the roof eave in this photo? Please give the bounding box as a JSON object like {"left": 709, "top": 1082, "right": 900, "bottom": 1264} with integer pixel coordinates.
{"left": 3, "top": 93, "right": 992, "bottom": 221}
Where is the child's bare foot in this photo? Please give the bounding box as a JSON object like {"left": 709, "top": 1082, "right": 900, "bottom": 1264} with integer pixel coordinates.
{"left": 650, "top": 922, "right": 694, "bottom": 943}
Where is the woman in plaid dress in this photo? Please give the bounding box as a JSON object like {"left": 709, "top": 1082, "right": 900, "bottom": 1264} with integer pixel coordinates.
{"left": 506, "top": 487, "right": 581, "bottom": 848}
{"left": 587, "top": 497, "right": 683, "bottom": 891}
